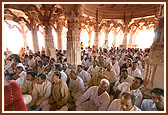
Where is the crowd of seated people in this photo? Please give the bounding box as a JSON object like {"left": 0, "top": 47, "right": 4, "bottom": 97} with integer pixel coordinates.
{"left": 4, "top": 46, "right": 164, "bottom": 111}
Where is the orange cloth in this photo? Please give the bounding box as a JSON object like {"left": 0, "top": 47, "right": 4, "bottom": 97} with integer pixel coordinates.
{"left": 92, "top": 53, "right": 97, "bottom": 57}
{"left": 19, "top": 49, "right": 25, "bottom": 58}
{"left": 41, "top": 48, "right": 45, "bottom": 54}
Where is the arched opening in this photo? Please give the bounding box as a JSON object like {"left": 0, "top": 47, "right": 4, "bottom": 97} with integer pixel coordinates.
{"left": 3, "top": 20, "right": 24, "bottom": 54}
{"left": 80, "top": 28, "right": 89, "bottom": 49}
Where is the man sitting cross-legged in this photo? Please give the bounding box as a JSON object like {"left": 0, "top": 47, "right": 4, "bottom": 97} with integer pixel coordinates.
{"left": 28, "top": 74, "right": 51, "bottom": 111}
{"left": 75, "top": 79, "right": 110, "bottom": 111}
{"left": 42, "top": 72, "right": 71, "bottom": 111}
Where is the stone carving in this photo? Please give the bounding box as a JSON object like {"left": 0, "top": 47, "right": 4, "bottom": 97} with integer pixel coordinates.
{"left": 142, "top": 4, "right": 164, "bottom": 98}
{"left": 63, "top": 5, "right": 83, "bottom": 66}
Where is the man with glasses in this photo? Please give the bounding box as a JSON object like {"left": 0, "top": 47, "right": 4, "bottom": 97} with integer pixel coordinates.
{"left": 141, "top": 88, "right": 164, "bottom": 111}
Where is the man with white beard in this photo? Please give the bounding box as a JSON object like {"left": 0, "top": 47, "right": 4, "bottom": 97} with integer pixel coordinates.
{"left": 75, "top": 79, "right": 110, "bottom": 111}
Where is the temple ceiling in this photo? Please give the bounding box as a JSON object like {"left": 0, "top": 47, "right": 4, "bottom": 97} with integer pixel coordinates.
{"left": 4, "top": 4, "right": 161, "bottom": 31}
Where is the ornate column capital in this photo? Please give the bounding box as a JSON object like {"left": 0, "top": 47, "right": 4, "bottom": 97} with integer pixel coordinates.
{"left": 62, "top": 4, "right": 83, "bottom": 21}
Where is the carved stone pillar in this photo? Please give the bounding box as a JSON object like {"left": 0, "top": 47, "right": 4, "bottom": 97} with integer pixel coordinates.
{"left": 44, "top": 24, "right": 56, "bottom": 58}
{"left": 88, "top": 31, "right": 92, "bottom": 47}
{"left": 122, "top": 21, "right": 129, "bottom": 48}
{"left": 113, "top": 28, "right": 119, "bottom": 47}
{"left": 94, "top": 10, "right": 99, "bottom": 49}
{"left": 64, "top": 5, "right": 82, "bottom": 66}
{"left": 31, "top": 27, "right": 39, "bottom": 53}
{"left": 141, "top": 4, "right": 164, "bottom": 98}
{"left": 19, "top": 23, "right": 28, "bottom": 49}
{"left": 42, "top": 7, "right": 56, "bottom": 58}
{"left": 57, "top": 28, "right": 62, "bottom": 50}
{"left": 104, "top": 27, "right": 109, "bottom": 47}
{"left": 128, "top": 27, "right": 137, "bottom": 48}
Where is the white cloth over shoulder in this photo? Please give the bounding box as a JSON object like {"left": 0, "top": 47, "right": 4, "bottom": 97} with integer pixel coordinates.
{"left": 112, "top": 63, "right": 120, "bottom": 75}
{"left": 76, "top": 86, "right": 110, "bottom": 111}
{"left": 127, "top": 67, "right": 142, "bottom": 78}
{"left": 16, "top": 71, "right": 27, "bottom": 89}
{"left": 117, "top": 82, "right": 143, "bottom": 108}
{"left": 60, "top": 71, "right": 67, "bottom": 83}
{"left": 78, "top": 70, "right": 91, "bottom": 90}
{"left": 69, "top": 76, "right": 85, "bottom": 102}
{"left": 107, "top": 99, "right": 141, "bottom": 111}
{"left": 87, "top": 65, "right": 99, "bottom": 76}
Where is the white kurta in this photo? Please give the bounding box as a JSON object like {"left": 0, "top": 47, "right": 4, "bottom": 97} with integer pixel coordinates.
{"left": 114, "top": 75, "right": 134, "bottom": 87}
{"left": 85, "top": 59, "right": 92, "bottom": 68}
{"left": 112, "top": 63, "right": 120, "bottom": 75}
{"left": 64, "top": 68, "right": 71, "bottom": 77}
{"left": 27, "top": 59, "right": 35, "bottom": 70}
{"left": 37, "top": 66, "right": 45, "bottom": 75}
{"left": 78, "top": 70, "right": 91, "bottom": 90}
{"left": 107, "top": 99, "right": 141, "bottom": 111}
{"left": 117, "top": 82, "right": 143, "bottom": 108}
{"left": 30, "top": 79, "right": 52, "bottom": 108}
{"left": 60, "top": 71, "right": 67, "bottom": 83}
{"left": 69, "top": 76, "right": 85, "bottom": 102}
{"left": 76, "top": 86, "right": 110, "bottom": 111}
{"left": 4, "top": 60, "right": 14, "bottom": 71}
{"left": 87, "top": 65, "right": 99, "bottom": 76}
{"left": 16, "top": 71, "right": 27, "bottom": 89}
{"left": 127, "top": 67, "right": 142, "bottom": 78}
{"left": 45, "top": 71, "right": 54, "bottom": 83}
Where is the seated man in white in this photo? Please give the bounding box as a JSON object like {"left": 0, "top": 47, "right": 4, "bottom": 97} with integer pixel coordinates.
{"left": 114, "top": 68, "right": 134, "bottom": 88}
{"left": 104, "top": 62, "right": 117, "bottom": 84}
{"left": 77, "top": 65, "right": 91, "bottom": 90}
{"left": 29, "top": 74, "right": 52, "bottom": 111}
{"left": 141, "top": 88, "right": 164, "bottom": 111}
{"left": 107, "top": 92, "right": 141, "bottom": 111}
{"left": 43, "top": 65, "right": 53, "bottom": 83}
{"left": 127, "top": 61, "right": 142, "bottom": 78}
{"left": 111, "top": 57, "right": 120, "bottom": 76}
{"left": 69, "top": 70, "right": 85, "bottom": 103}
{"left": 36, "top": 60, "right": 45, "bottom": 75}
{"left": 75, "top": 79, "right": 110, "bottom": 111}
{"left": 113, "top": 77, "right": 143, "bottom": 108}
{"left": 87, "top": 60, "right": 99, "bottom": 77}
{"left": 13, "top": 66, "right": 27, "bottom": 89}
{"left": 62, "top": 62, "right": 71, "bottom": 85}
{"left": 55, "top": 64, "right": 67, "bottom": 83}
